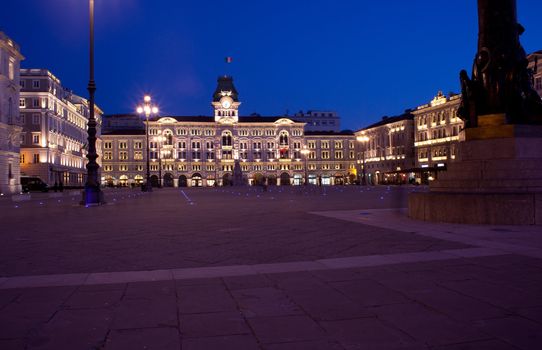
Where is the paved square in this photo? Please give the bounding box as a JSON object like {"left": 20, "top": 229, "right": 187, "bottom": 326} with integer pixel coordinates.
{"left": 1, "top": 186, "right": 542, "bottom": 349}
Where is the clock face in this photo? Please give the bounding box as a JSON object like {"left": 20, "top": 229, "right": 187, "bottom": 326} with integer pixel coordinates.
{"left": 220, "top": 96, "right": 233, "bottom": 109}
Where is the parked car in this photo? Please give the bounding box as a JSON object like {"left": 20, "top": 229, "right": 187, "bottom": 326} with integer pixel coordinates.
{"left": 21, "top": 177, "right": 49, "bottom": 193}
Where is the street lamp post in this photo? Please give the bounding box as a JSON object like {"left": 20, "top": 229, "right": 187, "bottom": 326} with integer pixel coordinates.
{"left": 356, "top": 135, "right": 369, "bottom": 186}
{"left": 154, "top": 135, "right": 165, "bottom": 188}
{"left": 301, "top": 146, "right": 310, "bottom": 186}
{"left": 356, "top": 159, "right": 362, "bottom": 184}
{"left": 137, "top": 95, "right": 158, "bottom": 192}
{"left": 82, "top": 0, "right": 104, "bottom": 205}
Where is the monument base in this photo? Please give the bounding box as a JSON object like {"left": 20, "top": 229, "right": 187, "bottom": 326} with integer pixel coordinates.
{"left": 409, "top": 116, "right": 542, "bottom": 225}
{"left": 80, "top": 187, "right": 106, "bottom": 207}
{"left": 409, "top": 192, "right": 541, "bottom": 225}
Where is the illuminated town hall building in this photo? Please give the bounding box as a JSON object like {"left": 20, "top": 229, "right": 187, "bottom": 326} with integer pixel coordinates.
{"left": 101, "top": 76, "right": 357, "bottom": 187}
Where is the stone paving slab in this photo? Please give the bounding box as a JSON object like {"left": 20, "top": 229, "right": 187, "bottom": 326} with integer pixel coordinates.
{"left": 312, "top": 208, "right": 542, "bottom": 258}
{"left": 0, "top": 255, "right": 541, "bottom": 349}
{"left": 0, "top": 247, "right": 508, "bottom": 290}
{"left": 182, "top": 334, "right": 260, "bottom": 350}
{"left": 179, "top": 311, "right": 250, "bottom": 337}
{"left": 2, "top": 187, "right": 542, "bottom": 349}
{"left": 104, "top": 327, "right": 181, "bottom": 350}
{"left": 0, "top": 187, "right": 468, "bottom": 277}
{"left": 319, "top": 317, "right": 417, "bottom": 349}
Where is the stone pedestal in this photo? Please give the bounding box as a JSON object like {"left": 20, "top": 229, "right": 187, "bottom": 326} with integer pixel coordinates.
{"left": 409, "top": 115, "right": 542, "bottom": 225}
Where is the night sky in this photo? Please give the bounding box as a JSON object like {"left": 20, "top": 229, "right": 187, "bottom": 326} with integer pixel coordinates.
{"left": 1, "top": 1, "right": 541, "bottom": 130}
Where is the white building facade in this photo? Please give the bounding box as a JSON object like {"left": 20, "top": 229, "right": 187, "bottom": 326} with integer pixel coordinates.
{"left": 19, "top": 69, "right": 103, "bottom": 187}
{"left": 291, "top": 110, "right": 341, "bottom": 132}
{"left": 304, "top": 132, "right": 357, "bottom": 185}
{"left": 412, "top": 91, "right": 464, "bottom": 183}
{"left": 355, "top": 113, "right": 415, "bottom": 185}
{"left": 0, "top": 32, "right": 24, "bottom": 194}
{"left": 101, "top": 76, "right": 355, "bottom": 187}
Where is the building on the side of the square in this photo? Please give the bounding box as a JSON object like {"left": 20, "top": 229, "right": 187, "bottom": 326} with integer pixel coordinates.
{"left": 101, "top": 76, "right": 355, "bottom": 187}
{"left": 411, "top": 91, "right": 463, "bottom": 183}
{"left": 19, "top": 69, "right": 103, "bottom": 187}
{"left": 101, "top": 129, "right": 146, "bottom": 187}
{"left": 291, "top": 110, "right": 341, "bottom": 132}
{"left": 304, "top": 131, "right": 357, "bottom": 185}
{"left": 0, "top": 32, "right": 24, "bottom": 195}
{"left": 355, "top": 112, "right": 415, "bottom": 185}
{"left": 528, "top": 50, "right": 542, "bottom": 97}
{"left": 102, "top": 113, "right": 144, "bottom": 133}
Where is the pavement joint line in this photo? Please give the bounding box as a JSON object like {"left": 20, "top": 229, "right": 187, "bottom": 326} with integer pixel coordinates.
{"left": 0, "top": 247, "right": 507, "bottom": 290}
{"left": 180, "top": 190, "right": 193, "bottom": 204}
{"left": 310, "top": 209, "right": 542, "bottom": 258}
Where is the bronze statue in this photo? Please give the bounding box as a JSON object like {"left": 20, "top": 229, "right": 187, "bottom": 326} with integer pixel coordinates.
{"left": 458, "top": 0, "right": 542, "bottom": 127}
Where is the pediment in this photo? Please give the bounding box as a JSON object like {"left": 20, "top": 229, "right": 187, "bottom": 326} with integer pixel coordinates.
{"left": 216, "top": 116, "right": 237, "bottom": 124}
{"left": 157, "top": 117, "right": 177, "bottom": 124}
{"left": 274, "top": 118, "right": 295, "bottom": 125}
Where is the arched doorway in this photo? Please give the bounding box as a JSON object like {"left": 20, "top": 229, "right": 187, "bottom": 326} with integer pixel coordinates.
{"left": 150, "top": 175, "right": 159, "bottom": 188}
{"left": 222, "top": 173, "right": 232, "bottom": 186}
{"left": 308, "top": 174, "right": 317, "bottom": 185}
{"left": 253, "top": 173, "right": 265, "bottom": 186}
{"left": 293, "top": 174, "right": 303, "bottom": 186}
{"left": 178, "top": 175, "right": 188, "bottom": 187}
{"left": 163, "top": 173, "right": 174, "bottom": 187}
{"left": 191, "top": 173, "right": 203, "bottom": 187}
{"left": 206, "top": 177, "right": 216, "bottom": 187}
{"left": 335, "top": 174, "right": 344, "bottom": 185}
{"left": 105, "top": 176, "right": 114, "bottom": 187}
{"left": 119, "top": 175, "right": 128, "bottom": 187}
{"left": 268, "top": 175, "right": 277, "bottom": 186}
{"left": 134, "top": 175, "right": 144, "bottom": 186}
{"left": 279, "top": 172, "right": 290, "bottom": 186}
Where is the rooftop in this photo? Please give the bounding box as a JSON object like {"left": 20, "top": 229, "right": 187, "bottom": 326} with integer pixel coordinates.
{"left": 360, "top": 112, "right": 414, "bottom": 131}
{"left": 101, "top": 129, "right": 146, "bottom": 136}
{"left": 305, "top": 130, "right": 354, "bottom": 136}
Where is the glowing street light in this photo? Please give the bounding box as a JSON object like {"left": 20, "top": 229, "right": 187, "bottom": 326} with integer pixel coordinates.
{"left": 136, "top": 95, "right": 159, "bottom": 191}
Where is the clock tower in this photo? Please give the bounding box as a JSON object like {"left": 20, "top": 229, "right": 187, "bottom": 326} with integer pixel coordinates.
{"left": 212, "top": 75, "right": 241, "bottom": 124}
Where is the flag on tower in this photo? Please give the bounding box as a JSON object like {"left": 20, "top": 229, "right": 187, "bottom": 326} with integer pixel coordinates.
{"left": 225, "top": 56, "right": 233, "bottom": 63}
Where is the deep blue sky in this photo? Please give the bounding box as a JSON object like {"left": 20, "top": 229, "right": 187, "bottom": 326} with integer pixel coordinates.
{"left": 1, "top": 1, "right": 541, "bottom": 130}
